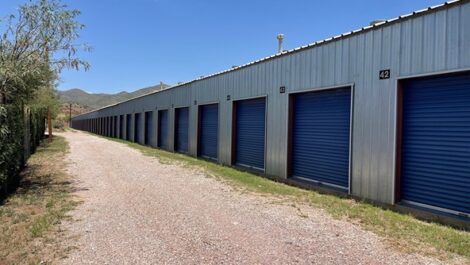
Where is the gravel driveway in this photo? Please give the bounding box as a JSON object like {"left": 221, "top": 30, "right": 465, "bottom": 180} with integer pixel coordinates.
{"left": 60, "top": 131, "right": 441, "bottom": 265}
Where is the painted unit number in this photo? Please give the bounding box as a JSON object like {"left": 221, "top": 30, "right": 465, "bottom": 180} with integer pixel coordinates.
{"left": 379, "top": 69, "right": 391, "bottom": 80}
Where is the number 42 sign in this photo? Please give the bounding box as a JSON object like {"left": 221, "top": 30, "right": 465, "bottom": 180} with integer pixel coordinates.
{"left": 379, "top": 69, "right": 391, "bottom": 80}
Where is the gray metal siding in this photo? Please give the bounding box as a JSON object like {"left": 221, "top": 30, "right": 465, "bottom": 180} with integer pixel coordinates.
{"left": 71, "top": 1, "right": 470, "bottom": 205}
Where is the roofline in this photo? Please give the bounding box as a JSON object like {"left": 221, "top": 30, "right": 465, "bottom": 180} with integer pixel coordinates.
{"left": 72, "top": 0, "right": 466, "bottom": 119}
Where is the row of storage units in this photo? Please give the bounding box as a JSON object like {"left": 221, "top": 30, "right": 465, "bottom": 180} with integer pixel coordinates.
{"left": 72, "top": 76, "right": 470, "bottom": 223}
{"left": 71, "top": 1, "right": 470, "bottom": 224}
{"left": 72, "top": 89, "right": 352, "bottom": 191}
{"left": 72, "top": 73, "right": 470, "bottom": 219}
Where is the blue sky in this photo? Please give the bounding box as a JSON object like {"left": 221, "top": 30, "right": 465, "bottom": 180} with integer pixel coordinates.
{"left": 1, "top": 0, "right": 445, "bottom": 94}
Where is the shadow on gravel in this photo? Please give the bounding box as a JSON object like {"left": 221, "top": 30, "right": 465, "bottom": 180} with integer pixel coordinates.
{"left": 16, "top": 173, "right": 84, "bottom": 195}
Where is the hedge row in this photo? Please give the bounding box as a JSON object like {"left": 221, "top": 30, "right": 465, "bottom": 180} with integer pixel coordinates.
{"left": 0, "top": 103, "right": 46, "bottom": 199}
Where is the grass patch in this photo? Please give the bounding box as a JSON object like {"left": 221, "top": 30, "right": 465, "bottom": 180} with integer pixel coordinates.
{"left": 0, "top": 136, "right": 78, "bottom": 264}
{"left": 96, "top": 134, "right": 470, "bottom": 262}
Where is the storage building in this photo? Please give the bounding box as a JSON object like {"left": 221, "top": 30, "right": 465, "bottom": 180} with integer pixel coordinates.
{"left": 72, "top": 0, "right": 470, "bottom": 222}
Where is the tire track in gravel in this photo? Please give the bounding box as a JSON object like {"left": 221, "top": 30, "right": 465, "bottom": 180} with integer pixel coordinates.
{"left": 60, "top": 131, "right": 442, "bottom": 265}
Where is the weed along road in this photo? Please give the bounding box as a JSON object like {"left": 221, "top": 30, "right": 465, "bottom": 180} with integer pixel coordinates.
{"left": 61, "top": 131, "right": 443, "bottom": 265}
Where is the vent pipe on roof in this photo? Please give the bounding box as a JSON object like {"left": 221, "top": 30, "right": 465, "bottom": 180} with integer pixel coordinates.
{"left": 277, "top": 33, "right": 284, "bottom": 53}
{"left": 370, "top": 20, "right": 386, "bottom": 26}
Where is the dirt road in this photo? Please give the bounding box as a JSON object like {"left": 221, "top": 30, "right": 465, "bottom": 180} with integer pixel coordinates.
{"left": 60, "top": 131, "right": 440, "bottom": 265}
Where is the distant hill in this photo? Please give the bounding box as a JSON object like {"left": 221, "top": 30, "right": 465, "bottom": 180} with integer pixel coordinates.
{"left": 58, "top": 83, "right": 170, "bottom": 111}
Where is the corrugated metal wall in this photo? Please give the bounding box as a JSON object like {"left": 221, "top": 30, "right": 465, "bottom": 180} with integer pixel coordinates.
{"left": 71, "top": 1, "right": 470, "bottom": 205}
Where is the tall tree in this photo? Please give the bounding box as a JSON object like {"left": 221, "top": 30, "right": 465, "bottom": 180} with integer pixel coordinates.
{"left": 0, "top": 0, "right": 90, "bottom": 140}
{"left": 0, "top": 0, "right": 90, "bottom": 104}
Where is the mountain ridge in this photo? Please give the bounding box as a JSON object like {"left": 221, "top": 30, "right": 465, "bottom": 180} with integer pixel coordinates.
{"left": 58, "top": 83, "right": 170, "bottom": 112}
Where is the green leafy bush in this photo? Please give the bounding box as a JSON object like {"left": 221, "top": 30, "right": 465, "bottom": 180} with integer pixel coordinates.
{"left": 0, "top": 104, "right": 46, "bottom": 198}
{"left": 0, "top": 0, "right": 88, "bottom": 199}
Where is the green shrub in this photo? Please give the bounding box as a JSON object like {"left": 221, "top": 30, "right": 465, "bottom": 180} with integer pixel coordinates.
{"left": 0, "top": 104, "right": 46, "bottom": 199}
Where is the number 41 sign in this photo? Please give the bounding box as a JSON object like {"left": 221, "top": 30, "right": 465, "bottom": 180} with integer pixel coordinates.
{"left": 379, "top": 69, "right": 391, "bottom": 80}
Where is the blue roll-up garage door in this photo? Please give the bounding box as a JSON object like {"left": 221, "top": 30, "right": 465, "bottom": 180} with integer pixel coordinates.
{"left": 109, "top": 117, "right": 112, "bottom": 136}
{"left": 104, "top": 117, "right": 107, "bottom": 136}
{"left": 291, "top": 88, "right": 351, "bottom": 190}
{"left": 175, "top": 107, "right": 189, "bottom": 153}
{"left": 145, "top": 111, "right": 154, "bottom": 146}
{"left": 235, "top": 98, "right": 266, "bottom": 170}
{"left": 104, "top": 117, "right": 108, "bottom": 136}
{"left": 401, "top": 73, "right": 470, "bottom": 216}
{"left": 113, "top": 116, "right": 118, "bottom": 138}
{"left": 158, "top": 110, "right": 169, "bottom": 149}
{"left": 134, "top": 113, "right": 141, "bottom": 143}
{"left": 101, "top": 117, "right": 105, "bottom": 135}
{"left": 126, "top": 114, "right": 132, "bottom": 141}
{"left": 199, "top": 104, "right": 218, "bottom": 160}
{"left": 119, "top": 115, "right": 124, "bottom": 139}
{"left": 106, "top": 117, "right": 111, "bottom": 136}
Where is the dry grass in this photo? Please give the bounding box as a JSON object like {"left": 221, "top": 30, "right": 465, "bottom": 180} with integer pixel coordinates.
{"left": 0, "top": 136, "right": 78, "bottom": 265}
